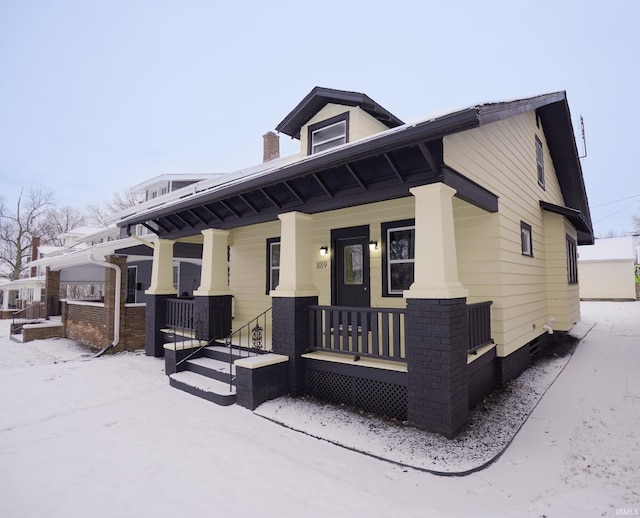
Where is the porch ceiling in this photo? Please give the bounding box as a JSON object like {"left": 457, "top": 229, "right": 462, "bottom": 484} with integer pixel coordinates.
{"left": 120, "top": 137, "right": 499, "bottom": 240}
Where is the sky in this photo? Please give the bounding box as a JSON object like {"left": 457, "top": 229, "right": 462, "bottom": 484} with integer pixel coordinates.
{"left": 1, "top": 0, "right": 639, "bottom": 237}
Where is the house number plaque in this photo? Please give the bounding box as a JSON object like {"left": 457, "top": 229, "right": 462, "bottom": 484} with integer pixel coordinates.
{"left": 316, "top": 261, "right": 328, "bottom": 270}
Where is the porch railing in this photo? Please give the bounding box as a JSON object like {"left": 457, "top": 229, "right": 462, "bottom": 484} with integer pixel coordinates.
{"left": 11, "top": 302, "right": 47, "bottom": 335}
{"left": 468, "top": 301, "right": 493, "bottom": 353}
{"left": 308, "top": 305, "right": 405, "bottom": 361}
{"left": 166, "top": 298, "right": 195, "bottom": 334}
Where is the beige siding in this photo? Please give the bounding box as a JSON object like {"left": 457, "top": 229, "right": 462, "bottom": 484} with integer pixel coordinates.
{"left": 544, "top": 213, "right": 580, "bottom": 331}
{"left": 445, "top": 111, "right": 577, "bottom": 356}
{"left": 299, "top": 104, "right": 390, "bottom": 157}
{"left": 579, "top": 260, "right": 636, "bottom": 300}
{"left": 227, "top": 198, "right": 417, "bottom": 332}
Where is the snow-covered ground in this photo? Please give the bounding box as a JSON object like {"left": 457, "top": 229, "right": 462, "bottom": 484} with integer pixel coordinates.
{"left": 0, "top": 301, "right": 638, "bottom": 517}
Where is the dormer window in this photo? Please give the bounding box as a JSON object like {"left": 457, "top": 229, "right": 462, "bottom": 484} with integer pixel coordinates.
{"left": 308, "top": 113, "right": 349, "bottom": 154}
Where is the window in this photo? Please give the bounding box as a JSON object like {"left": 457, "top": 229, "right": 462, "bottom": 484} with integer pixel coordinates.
{"left": 382, "top": 219, "right": 415, "bottom": 296}
{"left": 265, "top": 238, "right": 280, "bottom": 294}
{"left": 566, "top": 235, "right": 578, "bottom": 284}
{"left": 535, "top": 135, "right": 545, "bottom": 188}
{"left": 521, "top": 221, "right": 533, "bottom": 257}
{"left": 308, "top": 113, "right": 349, "bottom": 155}
{"left": 173, "top": 262, "right": 180, "bottom": 291}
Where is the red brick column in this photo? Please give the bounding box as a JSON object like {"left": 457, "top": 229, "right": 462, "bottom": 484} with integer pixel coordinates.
{"left": 45, "top": 267, "right": 61, "bottom": 316}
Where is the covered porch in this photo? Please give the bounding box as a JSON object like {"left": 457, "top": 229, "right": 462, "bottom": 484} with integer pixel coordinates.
{"left": 134, "top": 183, "right": 496, "bottom": 438}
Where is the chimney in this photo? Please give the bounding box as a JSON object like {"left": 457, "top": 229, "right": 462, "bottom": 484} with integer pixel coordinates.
{"left": 263, "top": 131, "right": 280, "bottom": 162}
{"left": 30, "top": 237, "right": 40, "bottom": 278}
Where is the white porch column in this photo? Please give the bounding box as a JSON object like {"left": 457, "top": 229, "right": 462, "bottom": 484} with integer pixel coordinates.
{"left": 193, "top": 228, "right": 232, "bottom": 296}
{"left": 146, "top": 239, "right": 178, "bottom": 295}
{"left": 272, "top": 211, "right": 319, "bottom": 297}
{"left": 405, "top": 183, "right": 468, "bottom": 299}
{"left": 1, "top": 289, "right": 8, "bottom": 311}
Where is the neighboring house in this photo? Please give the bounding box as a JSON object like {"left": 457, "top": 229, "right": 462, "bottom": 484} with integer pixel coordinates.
{"left": 27, "top": 174, "right": 221, "bottom": 351}
{"left": 578, "top": 236, "right": 637, "bottom": 300}
{"left": 110, "top": 87, "right": 593, "bottom": 438}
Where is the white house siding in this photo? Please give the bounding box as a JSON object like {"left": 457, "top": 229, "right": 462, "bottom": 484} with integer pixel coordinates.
{"left": 444, "top": 111, "right": 575, "bottom": 357}
{"left": 298, "top": 104, "right": 390, "bottom": 157}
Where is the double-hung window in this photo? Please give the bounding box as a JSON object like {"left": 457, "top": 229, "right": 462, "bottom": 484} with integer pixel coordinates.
{"left": 566, "top": 235, "right": 578, "bottom": 284}
{"left": 382, "top": 219, "right": 415, "bottom": 296}
{"left": 521, "top": 221, "right": 533, "bottom": 257}
{"left": 308, "top": 113, "right": 349, "bottom": 155}
{"left": 265, "top": 238, "right": 280, "bottom": 294}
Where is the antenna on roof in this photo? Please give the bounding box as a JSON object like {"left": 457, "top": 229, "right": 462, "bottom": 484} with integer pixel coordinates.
{"left": 578, "top": 114, "right": 587, "bottom": 159}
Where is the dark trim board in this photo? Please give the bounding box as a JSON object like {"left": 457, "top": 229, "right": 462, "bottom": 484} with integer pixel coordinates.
{"left": 467, "top": 347, "right": 497, "bottom": 409}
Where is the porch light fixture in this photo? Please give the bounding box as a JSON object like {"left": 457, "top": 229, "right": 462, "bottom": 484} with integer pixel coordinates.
{"left": 320, "top": 246, "right": 329, "bottom": 256}
{"left": 368, "top": 241, "right": 378, "bottom": 251}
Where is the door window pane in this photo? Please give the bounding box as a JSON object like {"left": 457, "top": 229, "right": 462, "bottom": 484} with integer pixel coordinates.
{"left": 344, "top": 244, "right": 363, "bottom": 285}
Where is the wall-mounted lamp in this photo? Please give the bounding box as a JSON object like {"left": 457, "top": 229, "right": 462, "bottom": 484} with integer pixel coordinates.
{"left": 368, "top": 241, "right": 378, "bottom": 251}
{"left": 320, "top": 246, "right": 329, "bottom": 256}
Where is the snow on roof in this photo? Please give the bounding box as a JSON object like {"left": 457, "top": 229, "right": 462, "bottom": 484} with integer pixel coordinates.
{"left": 58, "top": 226, "right": 104, "bottom": 238}
{"left": 128, "top": 173, "right": 221, "bottom": 193}
{"left": 578, "top": 236, "right": 636, "bottom": 262}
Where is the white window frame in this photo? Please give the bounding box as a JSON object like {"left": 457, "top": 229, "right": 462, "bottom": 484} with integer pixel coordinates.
{"left": 266, "top": 238, "right": 280, "bottom": 293}
{"left": 311, "top": 120, "right": 347, "bottom": 154}
{"left": 382, "top": 220, "right": 416, "bottom": 296}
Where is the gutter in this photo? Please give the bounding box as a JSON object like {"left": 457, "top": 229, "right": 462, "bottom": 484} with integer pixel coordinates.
{"left": 87, "top": 254, "right": 121, "bottom": 357}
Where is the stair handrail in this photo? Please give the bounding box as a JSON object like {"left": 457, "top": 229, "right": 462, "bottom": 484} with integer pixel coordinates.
{"left": 225, "top": 307, "right": 272, "bottom": 390}
{"left": 11, "top": 302, "right": 47, "bottom": 335}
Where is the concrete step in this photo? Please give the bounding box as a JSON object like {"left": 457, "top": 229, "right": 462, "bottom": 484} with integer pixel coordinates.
{"left": 169, "top": 371, "right": 236, "bottom": 406}
{"left": 185, "top": 356, "right": 235, "bottom": 383}
{"left": 201, "top": 345, "right": 244, "bottom": 363}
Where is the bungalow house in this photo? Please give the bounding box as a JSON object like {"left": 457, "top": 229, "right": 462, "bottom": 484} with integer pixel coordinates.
{"left": 578, "top": 236, "right": 637, "bottom": 300}
{"left": 112, "top": 87, "right": 593, "bottom": 438}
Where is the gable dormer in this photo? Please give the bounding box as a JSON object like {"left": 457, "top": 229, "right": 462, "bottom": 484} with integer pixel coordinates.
{"left": 276, "top": 87, "right": 404, "bottom": 157}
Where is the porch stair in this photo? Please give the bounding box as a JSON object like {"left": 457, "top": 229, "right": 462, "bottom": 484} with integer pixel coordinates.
{"left": 168, "top": 345, "right": 242, "bottom": 406}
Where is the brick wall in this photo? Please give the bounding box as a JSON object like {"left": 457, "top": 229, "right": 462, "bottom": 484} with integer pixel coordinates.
{"left": 66, "top": 303, "right": 110, "bottom": 350}
{"left": 272, "top": 296, "right": 318, "bottom": 396}
{"left": 23, "top": 323, "right": 64, "bottom": 342}
{"left": 121, "top": 305, "right": 146, "bottom": 352}
{"left": 405, "top": 298, "right": 469, "bottom": 438}
{"left": 45, "top": 268, "right": 61, "bottom": 316}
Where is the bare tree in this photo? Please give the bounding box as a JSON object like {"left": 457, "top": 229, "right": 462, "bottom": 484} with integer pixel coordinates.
{"left": 42, "top": 206, "right": 87, "bottom": 246}
{"left": 0, "top": 186, "right": 55, "bottom": 280}
{"left": 86, "top": 190, "right": 144, "bottom": 227}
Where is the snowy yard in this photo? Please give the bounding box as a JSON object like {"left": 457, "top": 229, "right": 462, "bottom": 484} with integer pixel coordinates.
{"left": 0, "top": 301, "right": 638, "bottom": 517}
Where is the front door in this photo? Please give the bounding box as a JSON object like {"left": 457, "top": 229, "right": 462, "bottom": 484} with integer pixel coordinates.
{"left": 332, "top": 225, "right": 370, "bottom": 308}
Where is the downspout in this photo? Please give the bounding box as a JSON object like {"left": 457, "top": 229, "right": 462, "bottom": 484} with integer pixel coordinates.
{"left": 88, "top": 254, "right": 121, "bottom": 357}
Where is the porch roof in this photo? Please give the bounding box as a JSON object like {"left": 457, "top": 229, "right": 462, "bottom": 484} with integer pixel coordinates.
{"left": 116, "top": 91, "right": 593, "bottom": 244}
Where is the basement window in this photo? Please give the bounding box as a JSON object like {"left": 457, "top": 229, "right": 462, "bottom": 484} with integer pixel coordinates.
{"left": 308, "top": 113, "right": 349, "bottom": 155}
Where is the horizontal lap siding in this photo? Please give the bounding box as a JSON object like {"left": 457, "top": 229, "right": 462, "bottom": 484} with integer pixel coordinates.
{"left": 446, "top": 111, "right": 573, "bottom": 357}
{"left": 229, "top": 221, "right": 279, "bottom": 333}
